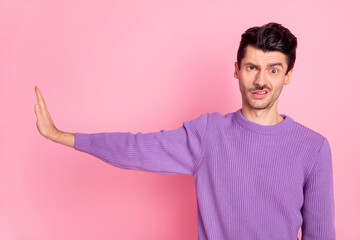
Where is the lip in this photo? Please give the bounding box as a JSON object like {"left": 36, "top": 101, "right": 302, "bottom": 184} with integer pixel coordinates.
{"left": 250, "top": 89, "right": 268, "bottom": 99}
{"left": 251, "top": 89, "right": 268, "bottom": 94}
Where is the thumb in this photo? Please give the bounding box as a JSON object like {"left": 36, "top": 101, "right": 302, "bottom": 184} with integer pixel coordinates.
{"left": 34, "top": 104, "right": 42, "bottom": 117}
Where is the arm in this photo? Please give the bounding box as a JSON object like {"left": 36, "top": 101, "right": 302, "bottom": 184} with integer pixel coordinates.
{"left": 52, "top": 131, "right": 75, "bottom": 148}
{"left": 34, "top": 85, "right": 208, "bottom": 175}
{"left": 74, "top": 112, "right": 208, "bottom": 175}
{"left": 301, "top": 138, "right": 336, "bottom": 239}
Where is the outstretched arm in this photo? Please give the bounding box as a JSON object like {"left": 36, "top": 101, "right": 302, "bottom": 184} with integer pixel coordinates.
{"left": 34, "top": 85, "right": 209, "bottom": 175}
{"left": 34, "top": 86, "right": 75, "bottom": 148}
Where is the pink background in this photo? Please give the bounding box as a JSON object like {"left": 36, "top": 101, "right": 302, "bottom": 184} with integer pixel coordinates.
{"left": 1, "top": 0, "right": 359, "bottom": 239}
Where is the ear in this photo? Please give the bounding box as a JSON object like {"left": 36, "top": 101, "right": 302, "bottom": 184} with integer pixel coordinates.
{"left": 234, "top": 62, "right": 240, "bottom": 79}
{"left": 284, "top": 68, "right": 294, "bottom": 85}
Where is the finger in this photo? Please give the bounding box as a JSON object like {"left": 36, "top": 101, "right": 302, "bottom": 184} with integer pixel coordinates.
{"left": 35, "top": 86, "right": 44, "bottom": 107}
{"left": 35, "top": 86, "right": 47, "bottom": 109}
{"left": 35, "top": 86, "right": 42, "bottom": 106}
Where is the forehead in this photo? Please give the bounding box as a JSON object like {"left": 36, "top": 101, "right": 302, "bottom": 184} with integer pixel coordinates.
{"left": 241, "top": 45, "right": 287, "bottom": 67}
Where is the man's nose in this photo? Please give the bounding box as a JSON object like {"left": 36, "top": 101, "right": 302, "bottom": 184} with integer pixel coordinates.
{"left": 253, "top": 70, "right": 268, "bottom": 87}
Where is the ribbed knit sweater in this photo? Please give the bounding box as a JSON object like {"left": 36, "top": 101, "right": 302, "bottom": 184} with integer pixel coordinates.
{"left": 74, "top": 108, "right": 335, "bottom": 240}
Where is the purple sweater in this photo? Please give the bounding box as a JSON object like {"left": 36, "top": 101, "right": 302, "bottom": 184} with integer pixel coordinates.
{"left": 74, "top": 108, "right": 335, "bottom": 239}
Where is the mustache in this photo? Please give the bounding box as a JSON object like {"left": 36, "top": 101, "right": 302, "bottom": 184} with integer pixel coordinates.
{"left": 249, "top": 86, "right": 271, "bottom": 91}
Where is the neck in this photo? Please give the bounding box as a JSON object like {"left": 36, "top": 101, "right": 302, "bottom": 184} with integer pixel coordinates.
{"left": 241, "top": 105, "right": 284, "bottom": 126}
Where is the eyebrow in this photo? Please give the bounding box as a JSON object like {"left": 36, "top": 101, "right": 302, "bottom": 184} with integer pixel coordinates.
{"left": 244, "top": 62, "right": 284, "bottom": 69}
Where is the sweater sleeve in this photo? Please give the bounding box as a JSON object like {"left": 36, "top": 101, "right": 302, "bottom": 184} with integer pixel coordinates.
{"left": 301, "top": 137, "right": 336, "bottom": 239}
{"left": 74, "top": 113, "right": 208, "bottom": 175}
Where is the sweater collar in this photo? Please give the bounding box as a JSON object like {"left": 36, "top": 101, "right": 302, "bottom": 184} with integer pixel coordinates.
{"left": 234, "top": 108, "right": 295, "bottom": 135}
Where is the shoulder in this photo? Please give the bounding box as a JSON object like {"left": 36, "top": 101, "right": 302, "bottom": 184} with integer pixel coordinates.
{"left": 204, "top": 111, "right": 236, "bottom": 121}
{"left": 197, "top": 111, "right": 236, "bottom": 126}
{"left": 184, "top": 111, "right": 234, "bottom": 128}
{"left": 290, "top": 119, "right": 328, "bottom": 150}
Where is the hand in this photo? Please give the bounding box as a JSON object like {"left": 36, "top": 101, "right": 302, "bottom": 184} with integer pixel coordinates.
{"left": 34, "top": 86, "right": 60, "bottom": 140}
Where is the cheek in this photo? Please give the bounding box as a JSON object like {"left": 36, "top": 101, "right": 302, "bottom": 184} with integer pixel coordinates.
{"left": 237, "top": 81, "right": 246, "bottom": 94}
{"left": 239, "top": 72, "right": 253, "bottom": 85}
{"left": 268, "top": 75, "right": 285, "bottom": 87}
{"left": 272, "top": 82, "right": 286, "bottom": 94}
{"left": 238, "top": 76, "right": 247, "bottom": 87}
{"left": 240, "top": 71, "right": 250, "bottom": 79}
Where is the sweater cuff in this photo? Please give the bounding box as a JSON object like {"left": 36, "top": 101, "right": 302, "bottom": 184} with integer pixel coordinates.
{"left": 74, "top": 133, "right": 92, "bottom": 153}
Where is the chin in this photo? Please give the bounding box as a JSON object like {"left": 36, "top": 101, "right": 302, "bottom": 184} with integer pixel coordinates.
{"left": 246, "top": 100, "right": 272, "bottom": 110}
{"left": 249, "top": 105, "right": 269, "bottom": 110}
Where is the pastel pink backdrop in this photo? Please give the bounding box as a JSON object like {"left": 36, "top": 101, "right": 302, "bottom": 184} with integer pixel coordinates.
{"left": 1, "top": 0, "right": 359, "bottom": 239}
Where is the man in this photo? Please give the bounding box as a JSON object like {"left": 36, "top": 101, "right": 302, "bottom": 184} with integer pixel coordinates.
{"left": 34, "top": 22, "right": 336, "bottom": 239}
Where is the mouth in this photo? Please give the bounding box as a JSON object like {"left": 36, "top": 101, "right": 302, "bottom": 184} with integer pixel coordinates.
{"left": 250, "top": 89, "right": 269, "bottom": 99}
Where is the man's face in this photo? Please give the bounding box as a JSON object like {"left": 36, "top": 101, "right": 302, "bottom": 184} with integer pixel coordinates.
{"left": 234, "top": 45, "right": 293, "bottom": 111}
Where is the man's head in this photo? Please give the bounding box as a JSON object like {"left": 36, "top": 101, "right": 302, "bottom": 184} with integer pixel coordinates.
{"left": 234, "top": 22, "right": 298, "bottom": 111}
{"left": 237, "top": 22, "right": 297, "bottom": 75}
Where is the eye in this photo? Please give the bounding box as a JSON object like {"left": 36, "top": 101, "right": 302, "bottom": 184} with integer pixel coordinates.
{"left": 270, "top": 68, "right": 278, "bottom": 74}
{"left": 247, "top": 66, "right": 256, "bottom": 71}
